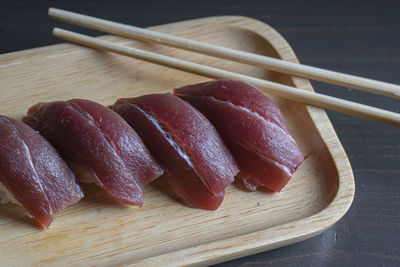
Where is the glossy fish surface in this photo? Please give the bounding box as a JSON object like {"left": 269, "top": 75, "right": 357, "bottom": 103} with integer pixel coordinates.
{"left": 111, "top": 93, "right": 238, "bottom": 210}
{"left": 24, "top": 99, "right": 163, "bottom": 206}
{"left": 174, "top": 80, "right": 304, "bottom": 192}
{"left": 0, "top": 116, "right": 83, "bottom": 228}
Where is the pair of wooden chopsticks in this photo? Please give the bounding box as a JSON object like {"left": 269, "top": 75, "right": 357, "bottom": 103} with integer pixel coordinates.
{"left": 48, "top": 7, "right": 400, "bottom": 127}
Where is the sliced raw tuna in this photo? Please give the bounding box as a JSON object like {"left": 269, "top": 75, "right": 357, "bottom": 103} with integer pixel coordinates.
{"left": 0, "top": 116, "right": 83, "bottom": 228}
{"left": 174, "top": 80, "right": 304, "bottom": 192}
{"left": 110, "top": 93, "right": 238, "bottom": 210}
{"left": 24, "top": 99, "right": 163, "bottom": 206}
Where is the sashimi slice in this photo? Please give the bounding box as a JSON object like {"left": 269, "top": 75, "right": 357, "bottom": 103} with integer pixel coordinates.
{"left": 0, "top": 116, "right": 83, "bottom": 228}
{"left": 24, "top": 99, "right": 163, "bottom": 206}
{"left": 174, "top": 80, "right": 304, "bottom": 192}
{"left": 110, "top": 93, "right": 238, "bottom": 210}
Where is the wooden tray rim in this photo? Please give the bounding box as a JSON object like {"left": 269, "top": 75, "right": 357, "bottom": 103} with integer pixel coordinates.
{"left": 0, "top": 15, "right": 355, "bottom": 266}
{"left": 125, "top": 15, "right": 355, "bottom": 266}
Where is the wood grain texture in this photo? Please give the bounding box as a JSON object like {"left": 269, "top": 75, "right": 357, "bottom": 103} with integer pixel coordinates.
{"left": 1, "top": 1, "right": 399, "bottom": 266}
{"left": 0, "top": 16, "right": 354, "bottom": 266}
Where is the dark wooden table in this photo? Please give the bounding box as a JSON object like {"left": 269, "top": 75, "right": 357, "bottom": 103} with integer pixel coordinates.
{"left": 1, "top": 0, "right": 399, "bottom": 266}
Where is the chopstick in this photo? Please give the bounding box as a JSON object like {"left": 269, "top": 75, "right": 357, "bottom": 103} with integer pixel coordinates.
{"left": 52, "top": 28, "right": 400, "bottom": 127}
{"left": 48, "top": 7, "right": 400, "bottom": 99}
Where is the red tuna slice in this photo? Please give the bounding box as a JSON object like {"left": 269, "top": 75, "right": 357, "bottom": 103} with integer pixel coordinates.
{"left": 110, "top": 94, "right": 238, "bottom": 210}
{"left": 23, "top": 99, "right": 163, "bottom": 206}
{"left": 0, "top": 116, "right": 83, "bottom": 228}
{"left": 174, "top": 80, "right": 304, "bottom": 192}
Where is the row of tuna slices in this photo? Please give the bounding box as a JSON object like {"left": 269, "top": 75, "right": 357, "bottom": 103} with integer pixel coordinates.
{"left": 0, "top": 91, "right": 240, "bottom": 227}
{"left": 0, "top": 79, "right": 303, "bottom": 227}
{"left": 24, "top": 97, "right": 237, "bottom": 212}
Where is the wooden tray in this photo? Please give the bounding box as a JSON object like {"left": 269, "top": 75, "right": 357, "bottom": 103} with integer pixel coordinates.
{"left": 0, "top": 16, "right": 354, "bottom": 266}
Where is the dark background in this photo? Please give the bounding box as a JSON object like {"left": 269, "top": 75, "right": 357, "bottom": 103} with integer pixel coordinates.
{"left": 1, "top": 0, "right": 399, "bottom": 266}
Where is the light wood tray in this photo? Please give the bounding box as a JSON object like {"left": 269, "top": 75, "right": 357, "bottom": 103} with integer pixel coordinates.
{"left": 0, "top": 16, "right": 354, "bottom": 266}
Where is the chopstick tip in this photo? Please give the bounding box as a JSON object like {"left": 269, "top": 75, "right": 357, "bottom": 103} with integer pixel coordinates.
{"left": 48, "top": 7, "right": 55, "bottom": 16}
{"left": 52, "top": 27, "right": 62, "bottom": 37}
